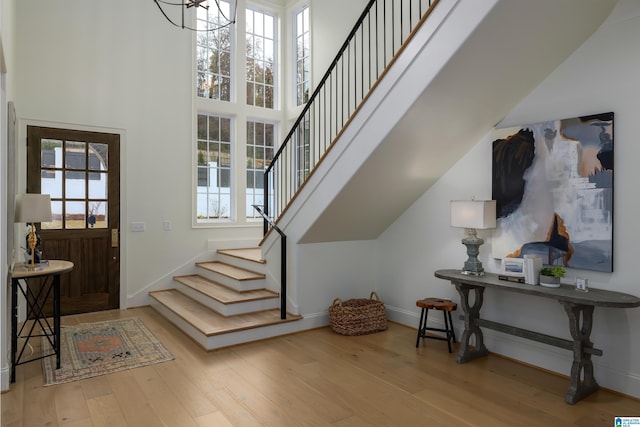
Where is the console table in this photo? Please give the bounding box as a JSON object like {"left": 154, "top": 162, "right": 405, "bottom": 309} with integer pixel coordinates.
{"left": 10, "top": 260, "right": 74, "bottom": 383}
{"left": 434, "top": 269, "right": 640, "bottom": 404}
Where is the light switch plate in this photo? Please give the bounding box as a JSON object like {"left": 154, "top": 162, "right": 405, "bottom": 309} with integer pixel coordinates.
{"left": 130, "top": 222, "right": 145, "bottom": 232}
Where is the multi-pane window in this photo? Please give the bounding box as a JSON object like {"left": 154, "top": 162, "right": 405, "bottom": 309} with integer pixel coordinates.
{"left": 197, "top": 114, "right": 232, "bottom": 220}
{"left": 295, "top": 6, "right": 310, "bottom": 106}
{"left": 194, "top": 1, "right": 285, "bottom": 225}
{"left": 246, "top": 8, "right": 275, "bottom": 109}
{"left": 246, "top": 120, "right": 275, "bottom": 219}
{"left": 197, "top": 1, "right": 233, "bottom": 100}
{"left": 40, "top": 139, "right": 109, "bottom": 230}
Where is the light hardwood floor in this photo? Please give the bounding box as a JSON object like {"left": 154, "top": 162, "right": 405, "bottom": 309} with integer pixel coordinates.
{"left": 2, "top": 306, "right": 639, "bottom": 426}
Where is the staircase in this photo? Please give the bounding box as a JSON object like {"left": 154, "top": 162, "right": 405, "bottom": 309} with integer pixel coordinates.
{"left": 149, "top": 247, "right": 302, "bottom": 350}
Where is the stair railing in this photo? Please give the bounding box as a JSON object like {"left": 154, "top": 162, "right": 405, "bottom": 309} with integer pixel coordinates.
{"left": 261, "top": 0, "right": 439, "bottom": 230}
{"left": 252, "top": 205, "right": 287, "bottom": 319}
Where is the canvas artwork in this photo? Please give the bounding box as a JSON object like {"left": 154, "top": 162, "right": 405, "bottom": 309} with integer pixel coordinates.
{"left": 491, "top": 112, "right": 614, "bottom": 272}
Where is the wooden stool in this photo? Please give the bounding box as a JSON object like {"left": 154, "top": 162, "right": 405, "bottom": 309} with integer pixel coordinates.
{"left": 415, "top": 298, "right": 457, "bottom": 353}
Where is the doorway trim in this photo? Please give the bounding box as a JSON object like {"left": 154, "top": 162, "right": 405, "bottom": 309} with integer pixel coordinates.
{"left": 18, "top": 118, "right": 127, "bottom": 310}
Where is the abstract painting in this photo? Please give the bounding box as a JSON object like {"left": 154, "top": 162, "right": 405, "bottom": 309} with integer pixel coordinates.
{"left": 491, "top": 112, "right": 613, "bottom": 272}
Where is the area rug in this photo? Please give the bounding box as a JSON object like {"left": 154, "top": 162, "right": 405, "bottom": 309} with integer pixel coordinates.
{"left": 42, "top": 317, "right": 174, "bottom": 385}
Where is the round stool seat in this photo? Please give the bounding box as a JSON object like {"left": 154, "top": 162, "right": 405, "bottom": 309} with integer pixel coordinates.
{"left": 416, "top": 298, "right": 457, "bottom": 312}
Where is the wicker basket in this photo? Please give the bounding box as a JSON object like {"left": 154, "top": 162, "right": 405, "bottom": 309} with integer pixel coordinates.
{"left": 329, "top": 292, "right": 387, "bottom": 336}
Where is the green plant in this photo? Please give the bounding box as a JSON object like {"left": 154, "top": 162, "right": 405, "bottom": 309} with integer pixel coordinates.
{"left": 539, "top": 266, "right": 565, "bottom": 278}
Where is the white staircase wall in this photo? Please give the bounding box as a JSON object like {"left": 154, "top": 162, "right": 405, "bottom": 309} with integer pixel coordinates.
{"left": 263, "top": 0, "right": 615, "bottom": 321}
{"left": 378, "top": 0, "right": 640, "bottom": 399}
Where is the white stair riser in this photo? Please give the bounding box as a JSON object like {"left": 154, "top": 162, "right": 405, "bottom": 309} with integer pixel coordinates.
{"left": 150, "top": 299, "right": 303, "bottom": 351}
{"left": 196, "top": 267, "right": 266, "bottom": 292}
{"left": 175, "top": 282, "right": 279, "bottom": 316}
{"left": 203, "top": 321, "right": 306, "bottom": 350}
{"left": 216, "top": 254, "right": 266, "bottom": 274}
{"left": 150, "top": 299, "right": 209, "bottom": 349}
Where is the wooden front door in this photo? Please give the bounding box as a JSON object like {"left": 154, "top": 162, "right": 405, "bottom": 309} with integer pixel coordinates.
{"left": 27, "top": 126, "right": 120, "bottom": 315}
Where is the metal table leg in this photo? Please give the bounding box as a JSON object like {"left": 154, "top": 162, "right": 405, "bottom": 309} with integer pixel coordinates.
{"left": 10, "top": 274, "right": 61, "bottom": 383}
{"left": 10, "top": 278, "right": 18, "bottom": 383}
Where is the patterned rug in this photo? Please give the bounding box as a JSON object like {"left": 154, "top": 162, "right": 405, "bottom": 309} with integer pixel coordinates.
{"left": 42, "top": 317, "right": 174, "bottom": 386}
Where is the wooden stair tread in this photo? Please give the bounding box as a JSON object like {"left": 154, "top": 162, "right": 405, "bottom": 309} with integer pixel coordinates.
{"left": 196, "top": 261, "right": 265, "bottom": 281}
{"left": 150, "top": 290, "right": 301, "bottom": 337}
{"left": 217, "top": 247, "right": 265, "bottom": 264}
{"left": 174, "top": 275, "right": 278, "bottom": 303}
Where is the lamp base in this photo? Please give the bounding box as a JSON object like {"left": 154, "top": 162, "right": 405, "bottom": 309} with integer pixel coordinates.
{"left": 460, "top": 231, "right": 485, "bottom": 276}
{"left": 461, "top": 269, "right": 485, "bottom": 276}
{"left": 25, "top": 223, "right": 43, "bottom": 269}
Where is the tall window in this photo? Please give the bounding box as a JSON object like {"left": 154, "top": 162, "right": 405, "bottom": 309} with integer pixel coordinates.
{"left": 295, "top": 115, "right": 310, "bottom": 187}
{"left": 197, "top": 114, "right": 233, "bottom": 220}
{"left": 246, "top": 8, "right": 276, "bottom": 108}
{"left": 295, "top": 6, "right": 310, "bottom": 106}
{"left": 194, "top": 0, "right": 283, "bottom": 225}
{"left": 197, "top": 1, "right": 233, "bottom": 100}
{"left": 246, "top": 120, "right": 275, "bottom": 219}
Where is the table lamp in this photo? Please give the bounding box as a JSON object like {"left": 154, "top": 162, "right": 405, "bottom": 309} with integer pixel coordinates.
{"left": 15, "top": 193, "right": 52, "bottom": 268}
{"left": 450, "top": 199, "right": 496, "bottom": 276}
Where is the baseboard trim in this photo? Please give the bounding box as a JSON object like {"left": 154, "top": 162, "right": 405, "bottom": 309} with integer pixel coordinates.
{"left": 1, "top": 364, "right": 9, "bottom": 392}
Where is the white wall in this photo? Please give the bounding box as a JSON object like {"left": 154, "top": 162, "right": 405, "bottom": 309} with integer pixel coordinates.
{"left": 11, "top": 0, "right": 368, "bottom": 308}
{"left": 377, "top": 0, "right": 640, "bottom": 398}
{"left": 2, "top": 0, "right": 366, "bottom": 391}
{"left": 310, "top": 0, "right": 368, "bottom": 84}
{"left": 14, "top": 0, "right": 236, "bottom": 305}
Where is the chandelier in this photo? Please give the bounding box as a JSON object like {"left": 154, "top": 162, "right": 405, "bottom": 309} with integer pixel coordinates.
{"left": 153, "top": 0, "right": 236, "bottom": 31}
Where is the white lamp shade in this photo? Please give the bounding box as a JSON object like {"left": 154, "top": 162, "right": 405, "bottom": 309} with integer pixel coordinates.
{"left": 450, "top": 200, "right": 496, "bottom": 229}
{"left": 15, "top": 193, "right": 53, "bottom": 223}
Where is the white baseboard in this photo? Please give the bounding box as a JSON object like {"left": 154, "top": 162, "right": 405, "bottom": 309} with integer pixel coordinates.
{"left": 386, "top": 304, "right": 457, "bottom": 333}
{"left": 0, "top": 364, "right": 9, "bottom": 391}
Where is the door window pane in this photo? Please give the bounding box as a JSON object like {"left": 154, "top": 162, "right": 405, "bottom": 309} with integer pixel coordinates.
{"left": 65, "top": 141, "right": 86, "bottom": 170}
{"left": 89, "top": 143, "right": 108, "bottom": 170}
{"left": 65, "top": 171, "right": 86, "bottom": 199}
{"left": 89, "top": 172, "right": 108, "bottom": 199}
{"left": 41, "top": 139, "right": 62, "bottom": 168}
{"left": 42, "top": 170, "right": 62, "bottom": 199}
{"left": 41, "top": 200, "right": 63, "bottom": 230}
{"left": 88, "top": 201, "right": 107, "bottom": 229}
{"left": 65, "top": 201, "right": 86, "bottom": 229}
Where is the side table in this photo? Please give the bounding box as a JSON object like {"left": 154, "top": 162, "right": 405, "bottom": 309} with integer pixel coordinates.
{"left": 434, "top": 269, "right": 640, "bottom": 404}
{"left": 10, "top": 260, "right": 74, "bottom": 383}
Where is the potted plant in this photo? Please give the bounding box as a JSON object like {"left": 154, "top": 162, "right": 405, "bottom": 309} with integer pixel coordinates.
{"left": 539, "top": 266, "right": 565, "bottom": 288}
